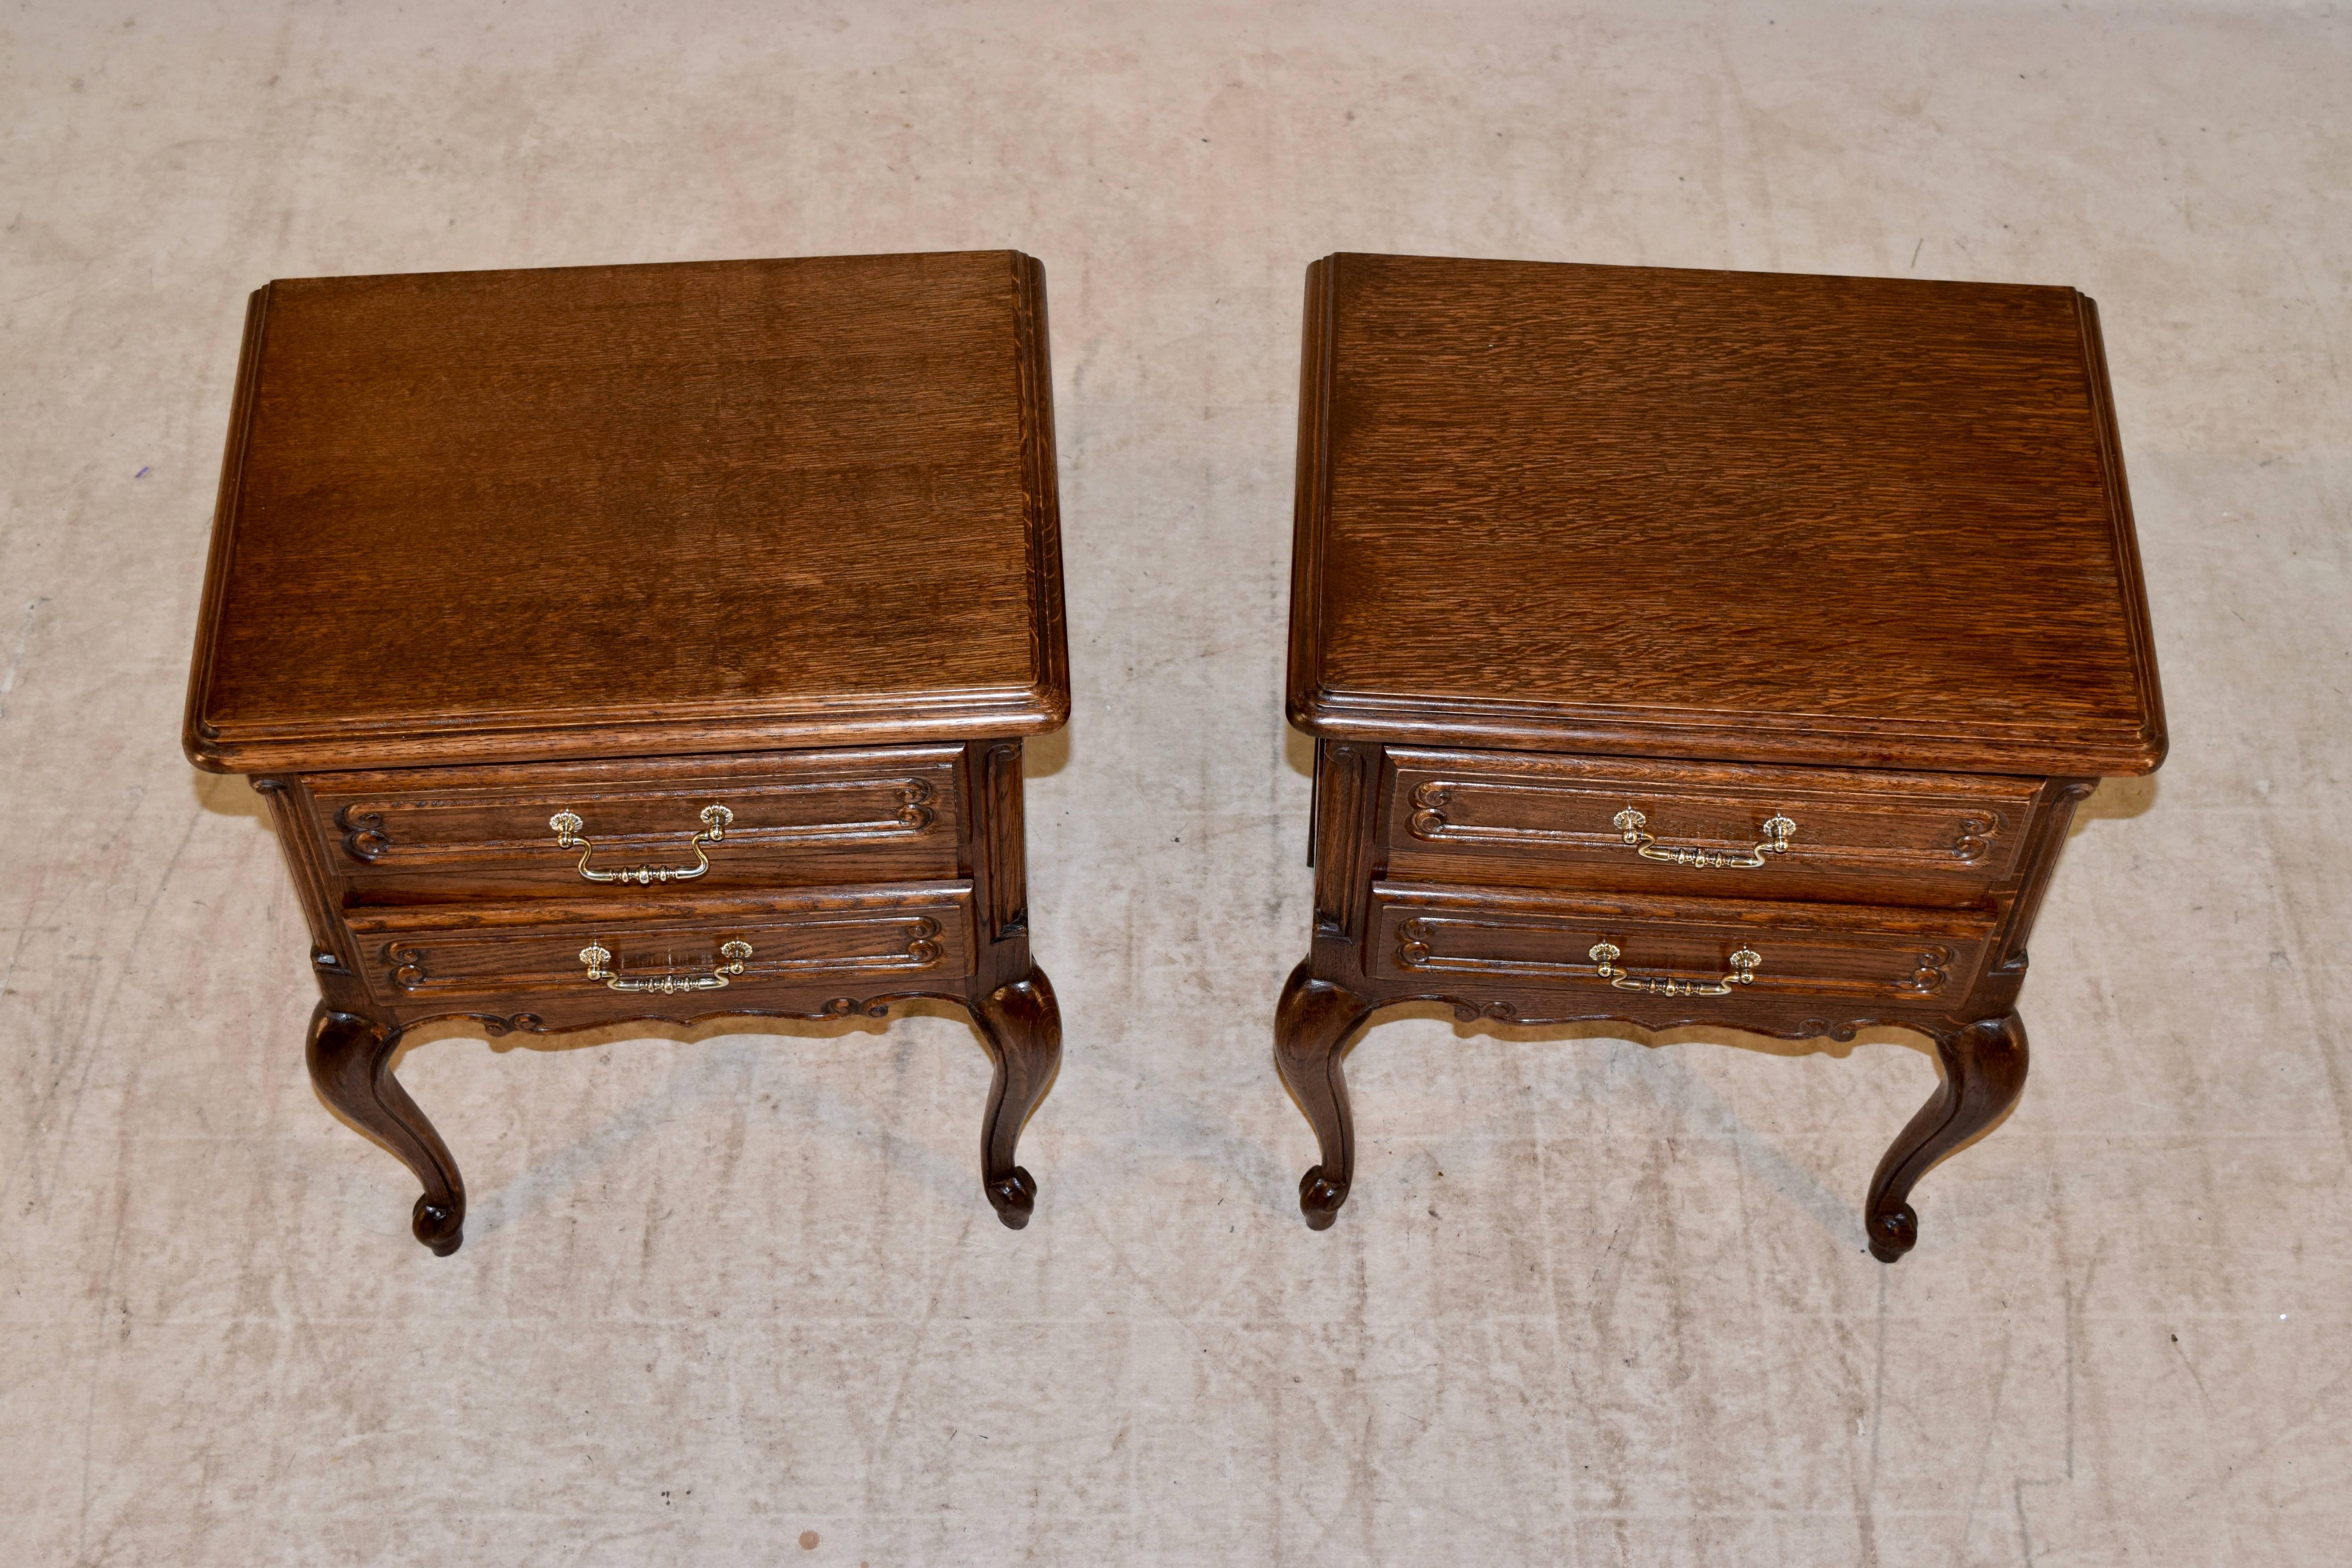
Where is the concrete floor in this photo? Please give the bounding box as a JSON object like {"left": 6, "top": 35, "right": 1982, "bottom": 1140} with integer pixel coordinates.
{"left": 4, "top": 3, "right": 2347, "bottom": 1563}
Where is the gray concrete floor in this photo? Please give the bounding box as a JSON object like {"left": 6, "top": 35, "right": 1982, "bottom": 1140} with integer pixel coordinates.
{"left": 4, "top": 3, "right": 2347, "bottom": 1563}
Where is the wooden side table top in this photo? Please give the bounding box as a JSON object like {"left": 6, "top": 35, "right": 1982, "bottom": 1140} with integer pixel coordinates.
{"left": 1288, "top": 252, "right": 2165, "bottom": 777}
{"left": 186, "top": 249, "right": 1067, "bottom": 774}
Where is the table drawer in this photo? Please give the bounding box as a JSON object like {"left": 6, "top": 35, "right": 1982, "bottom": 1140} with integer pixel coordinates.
{"left": 340, "top": 884, "right": 975, "bottom": 1009}
{"left": 308, "top": 746, "right": 963, "bottom": 900}
{"left": 1383, "top": 748, "right": 2038, "bottom": 906}
{"left": 1370, "top": 881, "right": 1994, "bottom": 1004}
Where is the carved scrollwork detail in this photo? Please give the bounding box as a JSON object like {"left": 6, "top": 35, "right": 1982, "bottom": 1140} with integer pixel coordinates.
{"left": 385, "top": 942, "right": 428, "bottom": 992}
{"left": 1951, "top": 813, "right": 2004, "bottom": 864}
{"left": 470, "top": 1012, "right": 547, "bottom": 1036}
{"left": 336, "top": 805, "right": 391, "bottom": 862}
{"left": 821, "top": 996, "right": 895, "bottom": 1020}
{"left": 904, "top": 918, "right": 942, "bottom": 966}
{"left": 1408, "top": 782, "right": 1453, "bottom": 838}
{"left": 1900, "top": 946, "right": 1957, "bottom": 996}
{"left": 897, "top": 778, "right": 935, "bottom": 831}
{"left": 1398, "top": 918, "right": 1434, "bottom": 969}
{"left": 1426, "top": 1001, "right": 1907, "bottom": 1042}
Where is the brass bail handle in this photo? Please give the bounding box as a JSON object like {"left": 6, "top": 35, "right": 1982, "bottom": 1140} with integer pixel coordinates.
{"left": 579, "top": 939, "right": 753, "bottom": 993}
{"left": 1612, "top": 807, "right": 1795, "bottom": 869}
{"left": 1588, "top": 940, "right": 1762, "bottom": 997}
{"left": 550, "top": 804, "right": 735, "bottom": 885}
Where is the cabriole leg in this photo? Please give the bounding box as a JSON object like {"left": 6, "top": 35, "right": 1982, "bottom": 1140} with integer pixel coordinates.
{"left": 969, "top": 967, "right": 1062, "bottom": 1229}
{"left": 1865, "top": 1012, "right": 2029, "bottom": 1262}
{"left": 305, "top": 1004, "right": 467, "bottom": 1256}
{"left": 1273, "top": 960, "right": 1376, "bottom": 1230}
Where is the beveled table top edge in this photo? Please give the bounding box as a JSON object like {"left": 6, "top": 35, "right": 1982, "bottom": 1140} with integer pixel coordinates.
{"left": 254, "top": 246, "right": 1034, "bottom": 294}
{"left": 185, "top": 681, "right": 1071, "bottom": 776}
{"left": 1285, "top": 685, "right": 2165, "bottom": 779}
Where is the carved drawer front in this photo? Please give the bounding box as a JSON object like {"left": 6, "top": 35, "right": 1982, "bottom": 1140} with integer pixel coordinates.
{"left": 1370, "top": 882, "right": 1994, "bottom": 1005}
{"left": 340, "top": 884, "right": 976, "bottom": 1011}
{"left": 307, "top": 746, "right": 962, "bottom": 900}
{"left": 1384, "top": 748, "right": 2038, "bottom": 907}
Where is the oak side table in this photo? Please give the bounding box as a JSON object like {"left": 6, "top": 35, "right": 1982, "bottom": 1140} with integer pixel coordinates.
{"left": 1276, "top": 253, "right": 2165, "bottom": 1260}
{"left": 185, "top": 251, "right": 1069, "bottom": 1254}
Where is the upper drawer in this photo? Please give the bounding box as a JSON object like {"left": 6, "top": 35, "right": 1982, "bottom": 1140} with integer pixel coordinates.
{"left": 1382, "top": 748, "right": 2039, "bottom": 906}
{"left": 307, "top": 746, "right": 962, "bottom": 899}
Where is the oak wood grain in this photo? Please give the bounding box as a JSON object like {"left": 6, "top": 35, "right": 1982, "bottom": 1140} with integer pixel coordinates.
{"left": 186, "top": 250, "right": 1068, "bottom": 774}
{"left": 1287, "top": 252, "right": 2166, "bottom": 776}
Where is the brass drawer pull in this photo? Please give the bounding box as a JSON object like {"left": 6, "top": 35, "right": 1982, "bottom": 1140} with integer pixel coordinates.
{"left": 579, "top": 939, "right": 752, "bottom": 993}
{"left": 1588, "top": 940, "right": 1761, "bottom": 996}
{"left": 550, "top": 804, "right": 733, "bottom": 884}
{"left": 1612, "top": 807, "right": 1795, "bottom": 868}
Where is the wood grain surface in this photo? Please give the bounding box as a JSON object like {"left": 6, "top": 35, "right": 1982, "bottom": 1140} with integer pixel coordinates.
{"left": 186, "top": 249, "right": 1068, "bottom": 773}
{"left": 1287, "top": 252, "right": 2166, "bottom": 775}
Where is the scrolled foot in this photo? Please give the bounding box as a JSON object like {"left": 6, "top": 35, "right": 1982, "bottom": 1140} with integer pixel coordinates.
{"left": 307, "top": 1005, "right": 468, "bottom": 1258}
{"left": 1866, "top": 1202, "right": 1917, "bottom": 1263}
{"left": 970, "top": 968, "right": 1060, "bottom": 1230}
{"left": 1274, "top": 962, "right": 1374, "bottom": 1231}
{"left": 1864, "top": 1013, "right": 2028, "bottom": 1263}
{"left": 413, "top": 1194, "right": 465, "bottom": 1257}
{"left": 1299, "top": 1165, "right": 1348, "bottom": 1230}
{"left": 986, "top": 1166, "right": 1038, "bottom": 1229}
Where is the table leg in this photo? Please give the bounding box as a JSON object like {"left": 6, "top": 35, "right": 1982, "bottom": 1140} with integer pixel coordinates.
{"left": 1273, "top": 960, "right": 1376, "bottom": 1230}
{"left": 1865, "top": 1012, "right": 2029, "bottom": 1262}
{"left": 305, "top": 1003, "right": 467, "bottom": 1256}
{"left": 969, "top": 966, "right": 1061, "bottom": 1229}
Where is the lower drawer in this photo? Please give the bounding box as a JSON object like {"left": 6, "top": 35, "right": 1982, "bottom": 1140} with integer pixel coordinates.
{"left": 340, "top": 884, "right": 975, "bottom": 1008}
{"left": 1370, "top": 882, "right": 1994, "bottom": 1004}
